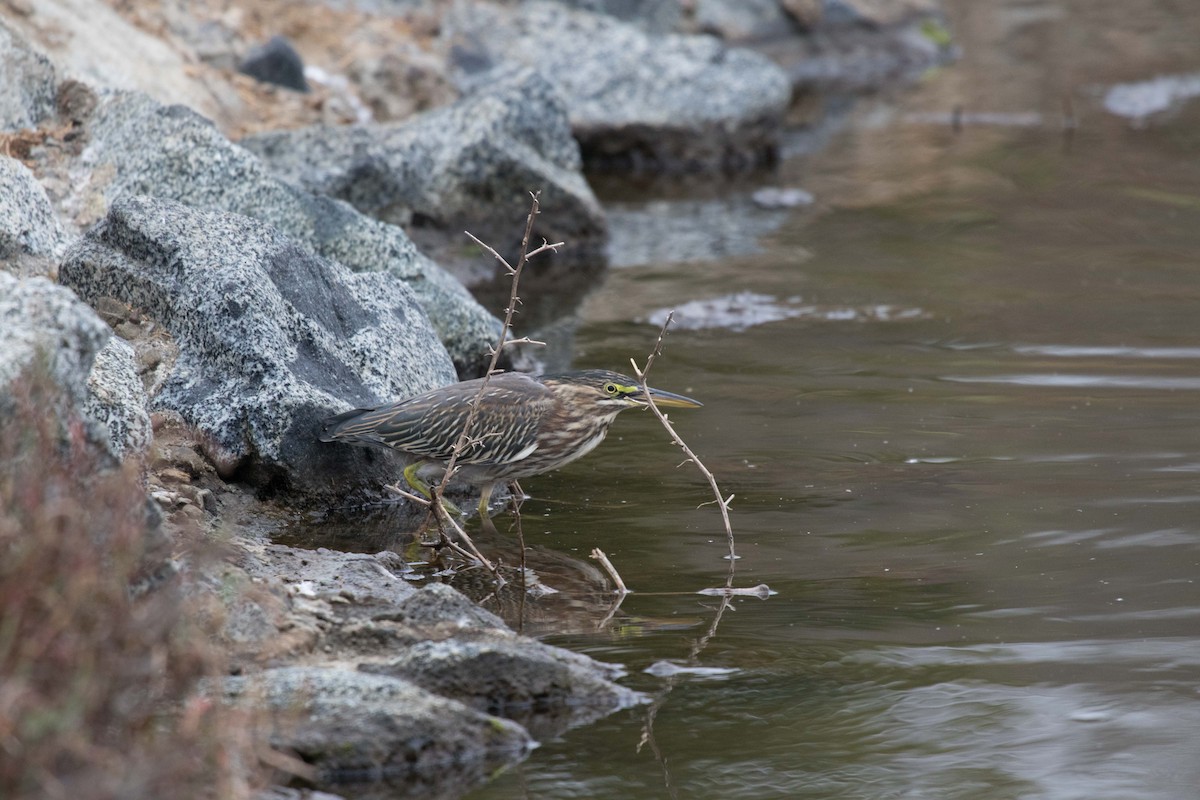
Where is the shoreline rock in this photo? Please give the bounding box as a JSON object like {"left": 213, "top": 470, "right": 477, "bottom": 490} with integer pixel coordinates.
{"left": 60, "top": 195, "right": 456, "bottom": 499}
{"left": 241, "top": 66, "right": 608, "bottom": 273}
{"left": 67, "top": 87, "right": 503, "bottom": 376}
{"left": 447, "top": 1, "right": 793, "bottom": 174}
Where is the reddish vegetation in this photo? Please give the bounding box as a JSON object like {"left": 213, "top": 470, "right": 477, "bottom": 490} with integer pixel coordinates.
{"left": 0, "top": 366, "right": 257, "bottom": 800}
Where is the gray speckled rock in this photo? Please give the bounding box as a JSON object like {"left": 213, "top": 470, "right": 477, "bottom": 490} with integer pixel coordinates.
{"left": 72, "top": 89, "right": 499, "bottom": 375}
{"left": 0, "top": 156, "right": 67, "bottom": 277}
{"left": 447, "top": 1, "right": 792, "bottom": 173}
{"left": 241, "top": 66, "right": 607, "bottom": 270}
{"left": 240, "top": 542, "right": 419, "bottom": 608}
{"left": 360, "top": 631, "right": 644, "bottom": 740}
{"left": 0, "top": 272, "right": 108, "bottom": 407}
{"left": 762, "top": 0, "right": 954, "bottom": 91}
{"left": 85, "top": 336, "right": 152, "bottom": 460}
{"left": 0, "top": 20, "right": 58, "bottom": 131}
{"left": 59, "top": 195, "right": 457, "bottom": 497}
{"left": 220, "top": 666, "right": 533, "bottom": 788}
{"left": 0, "top": 272, "right": 146, "bottom": 462}
{"left": 390, "top": 581, "right": 508, "bottom": 630}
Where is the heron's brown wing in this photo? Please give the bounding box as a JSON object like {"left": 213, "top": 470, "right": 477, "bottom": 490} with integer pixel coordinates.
{"left": 321, "top": 373, "right": 554, "bottom": 465}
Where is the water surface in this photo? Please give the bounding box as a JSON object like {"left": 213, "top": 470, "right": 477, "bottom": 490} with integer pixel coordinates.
{"left": 464, "top": 2, "right": 1200, "bottom": 798}
{"left": 297, "top": 1, "right": 1200, "bottom": 797}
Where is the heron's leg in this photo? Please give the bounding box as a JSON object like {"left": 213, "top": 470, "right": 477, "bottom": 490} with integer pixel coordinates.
{"left": 477, "top": 482, "right": 495, "bottom": 521}
{"left": 475, "top": 482, "right": 501, "bottom": 535}
{"left": 404, "top": 461, "right": 463, "bottom": 517}
{"left": 402, "top": 461, "right": 431, "bottom": 498}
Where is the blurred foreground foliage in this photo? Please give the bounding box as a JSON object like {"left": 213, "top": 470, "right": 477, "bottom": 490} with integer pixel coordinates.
{"left": 0, "top": 363, "right": 258, "bottom": 800}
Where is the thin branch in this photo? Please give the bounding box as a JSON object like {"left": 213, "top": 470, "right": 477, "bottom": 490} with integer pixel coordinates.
{"left": 439, "top": 506, "right": 497, "bottom": 572}
{"left": 629, "top": 323, "right": 772, "bottom": 799}
{"left": 631, "top": 311, "right": 737, "bottom": 563}
{"left": 384, "top": 483, "right": 431, "bottom": 506}
{"left": 590, "top": 548, "right": 628, "bottom": 595}
{"left": 425, "top": 192, "right": 557, "bottom": 574}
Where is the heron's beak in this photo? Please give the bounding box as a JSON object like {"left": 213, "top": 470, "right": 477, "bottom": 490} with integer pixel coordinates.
{"left": 638, "top": 386, "right": 703, "bottom": 409}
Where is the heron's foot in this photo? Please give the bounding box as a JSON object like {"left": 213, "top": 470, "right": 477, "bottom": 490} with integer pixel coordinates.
{"left": 403, "top": 462, "right": 464, "bottom": 518}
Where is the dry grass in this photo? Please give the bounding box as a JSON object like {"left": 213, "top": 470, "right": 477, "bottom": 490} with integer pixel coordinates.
{"left": 0, "top": 363, "right": 258, "bottom": 800}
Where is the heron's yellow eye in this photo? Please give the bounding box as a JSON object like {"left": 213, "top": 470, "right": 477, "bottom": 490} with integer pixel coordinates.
{"left": 604, "top": 382, "right": 619, "bottom": 395}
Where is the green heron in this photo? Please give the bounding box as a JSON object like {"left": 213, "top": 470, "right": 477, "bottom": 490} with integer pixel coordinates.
{"left": 319, "top": 369, "right": 702, "bottom": 519}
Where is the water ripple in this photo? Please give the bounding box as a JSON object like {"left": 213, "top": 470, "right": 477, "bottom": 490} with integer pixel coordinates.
{"left": 647, "top": 293, "right": 928, "bottom": 332}
{"left": 847, "top": 637, "right": 1200, "bottom": 669}
{"left": 929, "top": 341, "right": 1200, "bottom": 360}
{"left": 943, "top": 374, "right": 1200, "bottom": 390}
{"left": 1013, "top": 344, "right": 1200, "bottom": 359}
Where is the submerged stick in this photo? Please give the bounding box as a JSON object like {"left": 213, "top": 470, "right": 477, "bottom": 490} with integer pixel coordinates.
{"left": 590, "top": 547, "right": 628, "bottom": 595}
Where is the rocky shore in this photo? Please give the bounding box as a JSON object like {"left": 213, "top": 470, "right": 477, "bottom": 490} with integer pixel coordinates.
{"left": 0, "top": 1, "right": 949, "bottom": 796}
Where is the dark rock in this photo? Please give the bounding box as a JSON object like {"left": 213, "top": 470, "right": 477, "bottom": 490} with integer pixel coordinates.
{"left": 59, "top": 195, "right": 457, "bottom": 498}
{"left": 71, "top": 89, "right": 500, "bottom": 375}
{"left": 240, "top": 66, "right": 607, "bottom": 272}
{"left": 445, "top": 1, "right": 792, "bottom": 174}
{"left": 220, "top": 666, "right": 533, "bottom": 788}
{"left": 238, "top": 35, "right": 310, "bottom": 92}
{"left": 0, "top": 19, "right": 58, "bottom": 131}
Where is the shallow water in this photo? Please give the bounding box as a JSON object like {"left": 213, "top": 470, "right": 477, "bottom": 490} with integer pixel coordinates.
{"left": 291, "top": 1, "right": 1200, "bottom": 797}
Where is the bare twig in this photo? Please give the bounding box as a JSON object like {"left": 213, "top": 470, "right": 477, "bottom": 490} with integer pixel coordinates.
{"left": 631, "top": 311, "right": 737, "bottom": 563}
{"left": 689, "top": 561, "right": 735, "bottom": 660}
{"left": 437, "top": 508, "right": 497, "bottom": 572}
{"left": 636, "top": 690, "right": 680, "bottom": 800}
{"left": 509, "top": 482, "right": 528, "bottom": 577}
{"left": 589, "top": 547, "right": 628, "bottom": 595}
{"left": 628, "top": 325, "right": 773, "bottom": 797}
{"left": 384, "top": 483, "right": 432, "bottom": 506}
